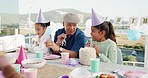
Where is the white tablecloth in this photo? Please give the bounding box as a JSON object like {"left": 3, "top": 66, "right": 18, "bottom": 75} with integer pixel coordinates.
{"left": 6, "top": 52, "right": 148, "bottom": 78}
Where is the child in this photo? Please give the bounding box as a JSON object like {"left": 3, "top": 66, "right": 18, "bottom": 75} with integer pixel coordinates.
{"left": 88, "top": 9, "right": 117, "bottom": 63}
{"left": 25, "top": 9, "right": 51, "bottom": 54}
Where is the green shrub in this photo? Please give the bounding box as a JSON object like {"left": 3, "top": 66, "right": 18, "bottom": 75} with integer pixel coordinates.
{"left": 123, "top": 55, "right": 137, "bottom": 62}
{"left": 134, "top": 46, "right": 140, "bottom": 49}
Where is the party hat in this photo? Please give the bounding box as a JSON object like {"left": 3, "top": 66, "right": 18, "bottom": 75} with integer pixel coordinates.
{"left": 16, "top": 45, "right": 27, "bottom": 66}
{"left": 35, "top": 9, "right": 46, "bottom": 23}
{"left": 91, "top": 8, "right": 102, "bottom": 26}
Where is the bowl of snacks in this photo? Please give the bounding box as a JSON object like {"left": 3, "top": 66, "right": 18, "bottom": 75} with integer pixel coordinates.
{"left": 92, "top": 72, "right": 117, "bottom": 78}
{"left": 22, "top": 58, "right": 46, "bottom": 68}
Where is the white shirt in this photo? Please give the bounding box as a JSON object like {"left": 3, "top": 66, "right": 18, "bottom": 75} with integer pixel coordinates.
{"left": 28, "top": 32, "right": 51, "bottom": 54}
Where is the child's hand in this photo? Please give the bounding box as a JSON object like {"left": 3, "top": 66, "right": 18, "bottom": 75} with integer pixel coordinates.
{"left": 85, "top": 42, "right": 90, "bottom": 47}
{"left": 92, "top": 44, "right": 100, "bottom": 55}
{"left": 17, "top": 46, "right": 28, "bottom": 52}
{"left": 45, "top": 40, "right": 60, "bottom": 52}
{"left": 85, "top": 39, "right": 92, "bottom": 47}
{"left": 24, "top": 48, "right": 28, "bottom": 51}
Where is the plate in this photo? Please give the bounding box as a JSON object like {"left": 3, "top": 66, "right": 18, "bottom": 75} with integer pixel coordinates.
{"left": 22, "top": 58, "right": 46, "bottom": 68}
{"left": 118, "top": 70, "right": 148, "bottom": 78}
{"left": 44, "top": 54, "right": 60, "bottom": 60}
{"left": 7, "top": 57, "right": 16, "bottom": 64}
{"left": 5, "top": 53, "right": 18, "bottom": 57}
{"left": 92, "top": 72, "right": 117, "bottom": 78}
{"left": 5, "top": 53, "right": 17, "bottom": 64}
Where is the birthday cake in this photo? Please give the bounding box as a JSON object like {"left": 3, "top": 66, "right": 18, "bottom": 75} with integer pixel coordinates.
{"left": 79, "top": 47, "right": 96, "bottom": 65}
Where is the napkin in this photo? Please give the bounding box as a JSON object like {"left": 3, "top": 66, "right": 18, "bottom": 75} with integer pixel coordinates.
{"left": 119, "top": 70, "right": 147, "bottom": 78}
{"left": 44, "top": 54, "right": 60, "bottom": 60}
{"left": 67, "top": 58, "right": 79, "bottom": 66}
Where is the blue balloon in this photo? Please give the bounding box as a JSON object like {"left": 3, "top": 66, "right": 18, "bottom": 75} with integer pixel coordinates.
{"left": 56, "top": 22, "right": 63, "bottom": 29}
{"left": 45, "top": 27, "right": 52, "bottom": 34}
{"left": 127, "top": 30, "right": 141, "bottom": 41}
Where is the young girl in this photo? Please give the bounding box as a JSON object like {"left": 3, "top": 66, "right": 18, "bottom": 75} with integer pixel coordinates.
{"left": 89, "top": 21, "right": 117, "bottom": 63}
{"left": 25, "top": 21, "right": 51, "bottom": 54}
{"left": 24, "top": 9, "right": 51, "bottom": 54}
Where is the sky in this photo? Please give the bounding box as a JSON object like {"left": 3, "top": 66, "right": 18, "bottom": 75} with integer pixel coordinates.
{"left": 0, "top": 0, "right": 148, "bottom": 18}
{"left": 18, "top": 0, "right": 148, "bottom": 18}
{"left": 0, "top": 0, "right": 19, "bottom": 14}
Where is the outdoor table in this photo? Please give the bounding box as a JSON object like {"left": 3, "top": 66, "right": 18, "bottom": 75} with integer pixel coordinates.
{"left": 5, "top": 52, "right": 148, "bottom": 78}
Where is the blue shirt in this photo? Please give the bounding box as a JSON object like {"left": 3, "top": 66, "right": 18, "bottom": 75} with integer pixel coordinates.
{"left": 54, "top": 28, "right": 86, "bottom": 54}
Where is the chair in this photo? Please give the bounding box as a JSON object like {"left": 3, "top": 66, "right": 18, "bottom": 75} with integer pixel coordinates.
{"left": 117, "top": 47, "right": 123, "bottom": 64}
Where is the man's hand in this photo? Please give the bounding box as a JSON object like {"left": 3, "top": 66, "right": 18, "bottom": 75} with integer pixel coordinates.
{"left": 56, "top": 33, "right": 66, "bottom": 45}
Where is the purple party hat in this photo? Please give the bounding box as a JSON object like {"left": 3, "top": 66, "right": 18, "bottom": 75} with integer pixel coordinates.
{"left": 91, "top": 8, "right": 102, "bottom": 26}
{"left": 35, "top": 9, "right": 46, "bottom": 23}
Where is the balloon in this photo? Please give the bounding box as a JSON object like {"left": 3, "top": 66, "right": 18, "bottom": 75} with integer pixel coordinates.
{"left": 84, "top": 27, "right": 91, "bottom": 37}
{"left": 45, "top": 26, "right": 52, "bottom": 34}
{"left": 49, "top": 21, "right": 58, "bottom": 41}
{"left": 127, "top": 30, "right": 141, "bottom": 41}
{"left": 139, "top": 24, "right": 148, "bottom": 35}
{"left": 84, "top": 19, "right": 92, "bottom": 37}
{"left": 130, "top": 24, "right": 140, "bottom": 31}
{"left": 85, "top": 19, "right": 92, "bottom": 28}
{"left": 56, "top": 22, "right": 63, "bottom": 29}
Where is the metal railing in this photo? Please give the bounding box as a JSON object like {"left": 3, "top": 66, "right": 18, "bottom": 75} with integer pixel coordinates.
{"left": 123, "top": 61, "right": 144, "bottom": 67}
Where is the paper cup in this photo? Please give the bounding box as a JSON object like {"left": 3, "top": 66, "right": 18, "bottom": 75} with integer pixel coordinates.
{"left": 24, "top": 68, "right": 38, "bottom": 78}
{"left": 0, "top": 71, "right": 4, "bottom": 78}
{"left": 35, "top": 51, "right": 43, "bottom": 58}
{"left": 90, "top": 58, "right": 100, "bottom": 73}
{"left": 61, "top": 52, "right": 69, "bottom": 64}
{"left": 11, "top": 64, "right": 21, "bottom": 73}
{"left": 20, "top": 68, "right": 26, "bottom": 74}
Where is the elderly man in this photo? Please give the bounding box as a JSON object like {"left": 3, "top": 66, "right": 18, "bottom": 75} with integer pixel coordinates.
{"left": 45, "top": 13, "right": 86, "bottom": 58}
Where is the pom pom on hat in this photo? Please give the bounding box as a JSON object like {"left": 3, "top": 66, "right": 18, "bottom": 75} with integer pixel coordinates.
{"left": 36, "top": 9, "right": 46, "bottom": 23}
{"left": 63, "top": 13, "right": 80, "bottom": 24}
{"left": 91, "top": 8, "right": 102, "bottom": 26}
